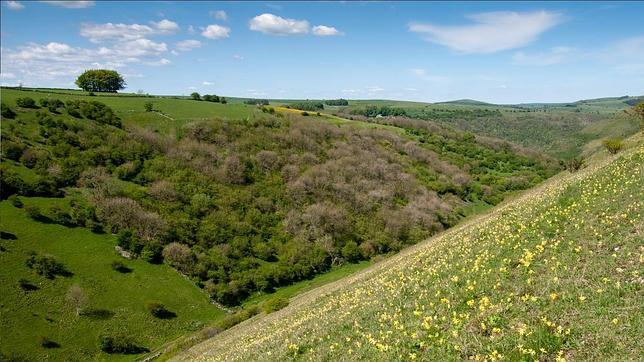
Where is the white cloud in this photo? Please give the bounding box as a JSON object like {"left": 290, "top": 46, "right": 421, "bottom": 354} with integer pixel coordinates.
{"left": 341, "top": 89, "right": 358, "bottom": 94}
{"left": 233, "top": 54, "right": 244, "bottom": 60}
{"left": 188, "top": 25, "right": 196, "bottom": 34}
{"left": 40, "top": 1, "right": 95, "bottom": 9}
{"left": 312, "top": 25, "right": 343, "bottom": 37}
{"left": 1, "top": 72, "right": 17, "bottom": 79}
{"left": 409, "top": 11, "right": 563, "bottom": 53}
{"left": 512, "top": 46, "right": 575, "bottom": 66}
{"left": 176, "top": 39, "right": 202, "bottom": 51}
{"left": 80, "top": 19, "right": 179, "bottom": 43}
{"left": 202, "top": 81, "right": 213, "bottom": 86}
{"left": 146, "top": 58, "right": 171, "bottom": 66}
{"left": 410, "top": 68, "right": 449, "bottom": 82}
{"left": 188, "top": 86, "right": 197, "bottom": 90}
{"left": 111, "top": 39, "right": 167, "bottom": 57}
{"left": 201, "top": 24, "right": 230, "bottom": 39}
{"left": 211, "top": 10, "right": 227, "bottom": 21}
{"left": 249, "top": 13, "right": 309, "bottom": 35}
{"left": 153, "top": 19, "right": 180, "bottom": 34}
{"left": 6, "top": 1, "right": 24, "bottom": 10}
{"left": 366, "top": 85, "right": 384, "bottom": 92}
{"left": 1, "top": 40, "right": 170, "bottom": 86}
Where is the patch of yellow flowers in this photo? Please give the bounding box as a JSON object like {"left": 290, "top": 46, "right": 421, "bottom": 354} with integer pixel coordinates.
{"left": 183, "top": 140, "right": 643, "bottom": 361}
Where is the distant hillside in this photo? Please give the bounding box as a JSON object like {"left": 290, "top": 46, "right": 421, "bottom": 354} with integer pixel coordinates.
{"left": 175, "top": 133, "right": 643, "bottom": 362}
{"left": 436, "top": 99, "right": 493, "bottom": 106}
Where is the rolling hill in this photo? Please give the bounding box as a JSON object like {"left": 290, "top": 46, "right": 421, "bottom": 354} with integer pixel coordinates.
{"left": 174, "top": 133, "right": 643, "bottom": 361}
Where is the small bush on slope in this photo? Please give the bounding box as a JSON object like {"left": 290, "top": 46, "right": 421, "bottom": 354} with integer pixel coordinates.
{"left": 179, "top": 137, "right": 643, "bottom": 361}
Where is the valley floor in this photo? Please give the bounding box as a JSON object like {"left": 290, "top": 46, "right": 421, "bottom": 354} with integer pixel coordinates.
{"left": 173, "top": 134, "right": 643, "bottom": 361}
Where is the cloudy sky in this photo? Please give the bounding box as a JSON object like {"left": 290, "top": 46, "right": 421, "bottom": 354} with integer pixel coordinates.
{"left": 1, "top": 1, "right": 643, "bottom": 103}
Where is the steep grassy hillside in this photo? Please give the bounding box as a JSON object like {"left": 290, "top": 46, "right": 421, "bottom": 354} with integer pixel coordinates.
{"left": 176, "top": 134, "right": 643, "bottom": 361}
{"left": 0, "top": 198, "right": 223, "bottom": 361}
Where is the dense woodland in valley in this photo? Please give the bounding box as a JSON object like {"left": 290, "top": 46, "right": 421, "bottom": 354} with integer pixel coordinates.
{"left": 0, "top": 93, "right": 559, "bottom": 306}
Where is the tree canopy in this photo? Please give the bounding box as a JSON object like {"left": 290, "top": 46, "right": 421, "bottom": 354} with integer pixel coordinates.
{"left": 75, "top": 69, "right": 126, "bottom": 93}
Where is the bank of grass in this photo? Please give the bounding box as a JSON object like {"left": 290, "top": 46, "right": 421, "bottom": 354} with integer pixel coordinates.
{"left": 1, "top": 88, "right": 255, "bottom": 128}
{"left": 0, "top": 197, "right": 225, "bottom": 361}
{"left": 175, "top": 134, "right": 643, "bottom": 361}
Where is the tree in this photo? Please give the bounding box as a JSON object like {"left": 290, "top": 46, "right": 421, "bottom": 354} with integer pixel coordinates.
{"left": 66, "top": 284, "right": 88, "bottom": 315}
{"left": 75, "top": 69, "right": 126, "bottom": 93}
{"left": 602, "top": 138, "right": 623, "bottom": 155}
{"left": 633, "top": 102, "right": 644, "bottom": 131}
{"left": 144, "top": 102, "right": 153, "bottom": 112}
{"left": 190, "top": 92, "right": 201, "bottom": 101}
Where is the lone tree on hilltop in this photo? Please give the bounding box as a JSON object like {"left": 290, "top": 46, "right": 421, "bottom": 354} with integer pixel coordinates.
{"left": 76, "top": 69, "right": 126, "bottom": 93}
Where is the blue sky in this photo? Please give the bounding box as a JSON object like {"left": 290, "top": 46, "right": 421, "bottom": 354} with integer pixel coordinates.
{"left": 2, "top": 1, "right": 643, "bottom": 103}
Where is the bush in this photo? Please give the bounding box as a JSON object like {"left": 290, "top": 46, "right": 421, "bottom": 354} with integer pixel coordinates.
{"left": 1, "top": 102, "right": 17, "bottom": 118}
{"left": 8, "top": 195, "right": 23, "bottom": 208}
{"left": 144, "top": 102, "right": 153, "bottom": 112}
{"left": 566, "top": 157, "right": 584, "bottom": 172}
{"left": 49, "top": 205, "right": 74, "bottom": 226}
{"left": 262, "top": 296, "right": 289, "bottom": 314}
{"left": 99, "top": 334, "right": 148, "bottom": 354}
{"left": 16, "top": 97, "right": 38, "bottom": 108}
{"left": 3, "top": 141, "right": 26, "bottom": 161}
{"left": 145, "top": 301, "right": 176, "bottom": 319}
{"left": 18, "top": 278, "right": 38, "bottom": 291}
{"left": 301, "top": 111, "right": 309, "bottom": 116}
{"left": 39, "top": 98, "right": 64, "bottom": 112}
{"left": 38, "top": 336, "right": 60, "bottom": 349}
{"left": 111, "top": 260, "right": 132, "bottom": 273}
{"left": 25, "top": 253, "right": 69, "bottom": 279}
{"left": 602, "top": 138, "right": 623, "bottom": 154}
{"left": 24, "top": 205, "right": 43, "bottom": 220}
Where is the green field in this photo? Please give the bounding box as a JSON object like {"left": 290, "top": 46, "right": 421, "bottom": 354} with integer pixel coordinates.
{"left": 1, "top": 88, "right": 255, "bottom": 134}
{"left": 0, "top": 198, "right": 225, "bottom": 361}
{"left": 175, "top": 133, "right": 643, "bottom": 361}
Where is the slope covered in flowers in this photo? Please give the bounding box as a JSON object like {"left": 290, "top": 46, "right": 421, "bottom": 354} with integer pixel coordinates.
{"left": 177, "top": 135, "right": 643, "bottom": 361}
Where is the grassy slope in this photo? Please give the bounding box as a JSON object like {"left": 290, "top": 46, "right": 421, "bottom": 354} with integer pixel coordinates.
{"left": 175, "top": 134, "right": 643, "bottom": 361}
{"left": 1, "top": 88, "right": 255, "bottom": 133}
{"left": 0, "top": 197, "right": 225, "bottom": 361}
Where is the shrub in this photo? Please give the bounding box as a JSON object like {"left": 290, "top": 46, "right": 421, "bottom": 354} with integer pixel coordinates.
{"left": 566, "top": 157, "right": 584, "bottom": 172}
{"left": 39, "top": 98, "right": 64, "bottom": 112}
{"left": 20, "top": 148, "right": 49, "bottom": 169}
{"left": 144, "top": 102, "right": 153, "bottom": 112}
{"left": 111, "top": 260, "right": 132, "bottom": 273}
{"left": 25, "top": 253, "right": 69, "bottom": 279}
{"left": 8, "top": 195, "right": 23, "bottom": 208}
{"left": 602, "top": 138, "right": 623, "bottom": 154}
{"left": 24, "top": 205, "right": 43, "bottom": 220}
{"left": 16, "top": 97, "right": 38, "bottom": 108}
{"left": 262, "top": 296, "right": 289, "bottom": 314}
{"left": 145, "top": 301, "right": 176, "bottom": 319}
{"left": 99, "top": 334, "right": 148, "bottom": 354}
{"left": 162, "top": 242, "right": 193, "bottom": 272}
{"left": 18, "top": 278, "right": 38, "bottom": 291}
{"left": 49, "top": 205, "right": 74, "bottom": 226}
{"left": 38, "top": 336, "right": 60, "bottom": 349}
{"left": 301, "top": 111, "right": 309, "bottom": 116}
{"left": 2, "top": 141, "right": 26, "bottom": 161}
{"left": 1, "top": 102, "right": 16, "bottom": 118}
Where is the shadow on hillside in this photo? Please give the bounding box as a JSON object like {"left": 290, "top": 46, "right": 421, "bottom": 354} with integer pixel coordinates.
{"left": 0, "top": 231, "right": 17, "bottom": 240}
{"left": 83, "top": 308, "right": 115, "bottom": 320}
